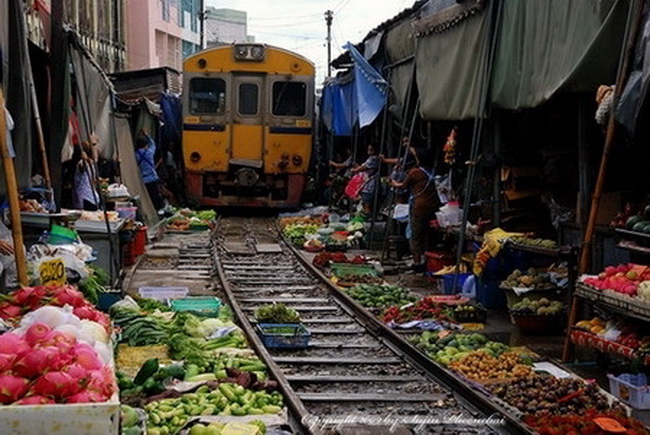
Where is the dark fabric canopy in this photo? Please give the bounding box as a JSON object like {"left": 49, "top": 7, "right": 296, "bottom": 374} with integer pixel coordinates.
{"left": 415, "top": 0, "right": 492, "bottom": 120}
{"left": 492, "top": 0, "right": 628, "bottom": 110}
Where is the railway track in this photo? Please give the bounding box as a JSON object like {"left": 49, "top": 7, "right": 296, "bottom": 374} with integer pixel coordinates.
{"left": 213, "top": 217, "right": 527, "bottom": 435}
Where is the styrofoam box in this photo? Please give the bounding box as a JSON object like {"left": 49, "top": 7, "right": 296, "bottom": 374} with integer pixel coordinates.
{"left": 0, "top": 395, "right": 120, "bottom": 435}
{"left": 139, "top": 286, "right": 189, "bottom": 301}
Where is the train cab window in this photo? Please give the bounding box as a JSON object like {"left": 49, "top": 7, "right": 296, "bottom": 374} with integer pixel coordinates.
{"left": 189, "top": 78, "right": 226, "bottom": 115}
{"left": 272, "top": 82, "right": 306, "bottom": 117}
{"left": 238, "top": 83, "right": 259, "bottom": 116}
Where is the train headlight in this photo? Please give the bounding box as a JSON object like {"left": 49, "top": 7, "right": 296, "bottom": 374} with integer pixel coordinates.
{"left": 190, "top": 152, "right": 201, "bottom": 163}
{"left": 292, "top": 155, "right": 303, "bottom": 166}
{"left": 250, "top": 45, "right": 264, "bottom": 60}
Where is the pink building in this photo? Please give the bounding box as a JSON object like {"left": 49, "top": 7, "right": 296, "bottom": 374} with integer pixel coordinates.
{"left": 125, "top": 0, "right": 201, "bottom": 71}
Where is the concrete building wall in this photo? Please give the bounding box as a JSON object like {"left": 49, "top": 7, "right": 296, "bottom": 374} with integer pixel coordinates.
{"left": 126, "top": 0, "right": 200, "bottom": 71}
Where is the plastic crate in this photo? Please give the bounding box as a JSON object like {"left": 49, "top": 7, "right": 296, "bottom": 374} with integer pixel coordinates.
{"left": 330, "top": 263, "right": 378, "bottom": 277}
{"left": 256, "top": 323, "right": 311, "bottom": 349}
{"left": 170, "top": 297, "right": 221, "bottom": 317}
{"left": 608, "top": 373, "right": 650, "bottom": 410}
{"left": 451, "top": 304, "right": 488, "bottom": 323}
{"left": 425, "top": 251, "right": 454, "bottom": 273}
{"left": 138, "top": 286, "right": 189, "bottom": 301}
{"left": 476, "top": 277, "right": 507, "bottom": 309}
{"left": 442, "top": 273, "right": 472, "bottom": 295}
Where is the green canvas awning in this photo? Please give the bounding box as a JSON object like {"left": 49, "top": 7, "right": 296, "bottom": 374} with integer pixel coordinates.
{"left": 411, "top": 0, "right": 628, "bottom": 121}
{"left": 415, "top": 0, "right": 493, "bottom": 120}
{"left": 491, "top": 0, "right": 628, "bottom": 110}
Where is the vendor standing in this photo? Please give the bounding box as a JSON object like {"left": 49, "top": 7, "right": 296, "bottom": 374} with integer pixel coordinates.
{"left": 391, "top": 147, "right": 440, "bottom": 270}
{"left": 73, "top": 133, "right": 101, "bottom": 211}
{"left": 135, "top": 129, "right": 164, "bottom": 211}
{"left": 381, "top": 136, "right": 417, "bottom": 203}
{"left": 351, "top": 144, "right": 379, "bottom": 216}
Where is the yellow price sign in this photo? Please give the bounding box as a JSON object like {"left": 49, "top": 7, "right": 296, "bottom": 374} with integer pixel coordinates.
{"left": 39, "top": 258, "right": 66, "bottom": 286}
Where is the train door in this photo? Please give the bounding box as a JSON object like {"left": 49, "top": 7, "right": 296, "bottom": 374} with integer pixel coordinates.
{"left": 230, "top": 74, "right": 265, "bottom": 168}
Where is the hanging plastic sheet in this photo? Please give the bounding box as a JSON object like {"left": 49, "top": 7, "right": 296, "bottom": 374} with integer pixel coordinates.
{"left": 617, "top": 2, "right": 650, "bottom": 135}
{"left": 1, "top": 0, "right": 33, "bottom": 193}
{"left": 114, "top": 116, "right": 160, "bottom": 229}
{"left": 491, "top": 0, "right": 628, "bottom": 110}
{"left": 415, "top": 1, "right": 492, "bottom": 120}
{"left": 68, "top": 36, "right": 115, "bottom": 159}
{"left": 345, "top": 43, "right": 389, "bottom": 128}
{"left": 0, "top": 0, "right": 7, "bottom": 89}
{"left": 321, "top": 76, "right": 357, "bottom": 136}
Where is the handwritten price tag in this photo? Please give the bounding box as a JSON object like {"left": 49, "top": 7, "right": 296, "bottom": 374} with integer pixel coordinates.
{"left": 39, "top": 258, "right": 66, "bottom": 286}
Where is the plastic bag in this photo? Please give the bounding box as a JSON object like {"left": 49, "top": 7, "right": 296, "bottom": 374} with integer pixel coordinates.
{"left": 344, "top": 172, "right": 367, "bottom": 199}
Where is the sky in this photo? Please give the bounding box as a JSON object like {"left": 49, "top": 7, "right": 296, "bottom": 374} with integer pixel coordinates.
{"left": 206, "top": 0, "right": 414, "bottom": 84}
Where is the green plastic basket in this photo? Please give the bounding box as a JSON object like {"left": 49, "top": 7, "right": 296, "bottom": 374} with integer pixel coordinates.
{"left": 330, "top": 263, "right": 378, "bottom": 277}
{"left": 169, "top": 297, "right": 221, "bottom": 317}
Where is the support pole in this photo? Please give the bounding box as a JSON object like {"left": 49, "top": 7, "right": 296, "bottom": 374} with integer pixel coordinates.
{"left": 578, "top": 0, "right": 643, "bottom": 274}
{"left": 0, "top": 90, "right": 29, "bottom": 287}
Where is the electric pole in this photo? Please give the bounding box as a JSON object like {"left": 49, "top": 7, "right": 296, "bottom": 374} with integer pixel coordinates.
{"left": 325, "top": 10, "right": 333, "bottom": 77}
{"left": 199, "top": 0, "right": 205, "bottom": 49}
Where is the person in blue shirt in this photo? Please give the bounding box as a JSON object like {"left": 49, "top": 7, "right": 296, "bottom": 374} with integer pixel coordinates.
{"left": 135, "top": 129, "right": 164, "bottom": 210}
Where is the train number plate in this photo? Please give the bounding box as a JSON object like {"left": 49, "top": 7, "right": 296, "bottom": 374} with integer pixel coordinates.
{"left": 296, "top": 120, "right": 311, "bottom": 128}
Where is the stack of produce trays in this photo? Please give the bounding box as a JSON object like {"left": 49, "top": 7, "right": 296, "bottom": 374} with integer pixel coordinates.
{"left": 255, "top": 304, "right": 310, "bottom": 349}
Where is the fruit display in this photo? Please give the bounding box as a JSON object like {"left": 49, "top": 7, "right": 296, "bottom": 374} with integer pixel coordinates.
{"left": 120, "top": 404, "right": 145, "bottom": 435}
{"left": 382, "top": 297, "right": 455, "bottom": 324}
{"left": 501, "top": 268, "right": 566, "bottom": 290}
{"left": 282, "top": 223, "right": 319, "bottom": 245}
{"left": 510, "top": 297, "right": 564, "bottom": 315}
{"left": 0, "top": 285, "right": 111, "bottom": 332}
{"left": 583, "top": 263, "right": 650, "bottom": 296}
{"left": 623, "top": 207, "right": 650, "bottom": 234}
{"left": 344, "top": 284, "right": 416, "bottom": 309}
{"left": 448, "top": 304, "right": 487, "bottom": 323}
{"left": 507, "top": 236, "right": 559, "bottom": 250}
{"left": 279, "top": 216, "right": 321, "bottom": 229}
{"left": 254, "top": 303, "right": 300, "bottom": 323}
{"left": 410, "top": 331, "right": 510, "bottom": 366}
{"left": 524, "top": 409, "right": 650, "bottom": 435}
{"left": 488, "top": 375, "right": 627, "bottom": 417}
{"left": 574, "top": 317, "right": 650, "bottom": 351}
{"left": 448, "top": 350, "right": 533, "bottom": 381}
{"left": 0, "top": 325, "right": 116, "bottom": 405}
{"left": 144, "top": 384, "right": 283, "bottom": 435}
{"left": 312, "top": 252, "right": 349, "bottom": 268}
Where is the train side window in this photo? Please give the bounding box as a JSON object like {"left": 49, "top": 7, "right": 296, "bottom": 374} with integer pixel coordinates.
{"left": 189, "top": 78, "right": 226, "bottom": 115}
{"left": 238, "top": 83, "right": 259, "bottom": 116}
{"left": 272, "top": 82, "right": 306, "bottom": 117}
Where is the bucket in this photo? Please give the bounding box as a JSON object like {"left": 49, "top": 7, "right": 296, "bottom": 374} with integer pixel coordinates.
{"left": 123, "top": 240, "right": 136, "bottom": 266}
{"left": 425, "top": 251, "right": 454, "bottom": 273}
{"left": 50, "top": 224, "right": 79, "bottom": 243}
{"left": 442, "top": 273, "right": 472, "bottom": 295}
{"left": 133, "top": 226, "right": 147, "bottom": 256}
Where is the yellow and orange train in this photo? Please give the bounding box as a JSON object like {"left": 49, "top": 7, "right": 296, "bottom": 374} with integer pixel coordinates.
{"left": 182, "top": 43, "right": 315, "bottom": 207}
